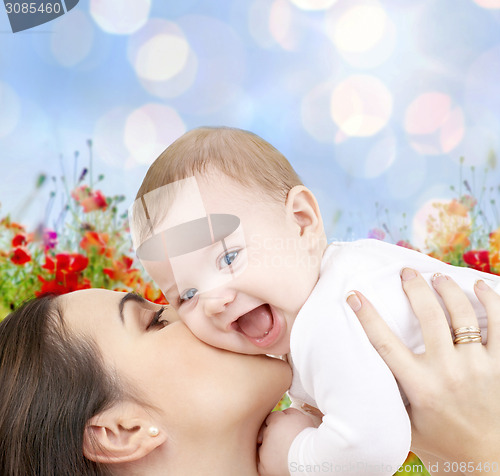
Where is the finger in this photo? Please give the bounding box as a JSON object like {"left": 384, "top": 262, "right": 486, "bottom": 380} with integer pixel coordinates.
{"left": 432, "top": 273, "right": 479, "bottom": 328}
{"left": 475, "top": 279, "right": 500, "bottom": 349}
{"left": 400, "top": 268, "right": 453, "bottom": 353}
{"left": 432, "top": 273, "right": 481, "bottom": 351}
{"left": 347, "top": 290, "right": 417, "bottom": 388}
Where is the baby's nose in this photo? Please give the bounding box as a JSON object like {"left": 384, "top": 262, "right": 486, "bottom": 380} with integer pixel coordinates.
{"left": 202, "top": 289, "right": 235, "bottom": 317}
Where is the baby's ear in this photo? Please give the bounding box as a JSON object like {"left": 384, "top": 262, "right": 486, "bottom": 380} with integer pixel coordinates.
{"left": 83, "top": 401, "right": 166, "bottom": 464}
{"left": 285, "top": 186, "right": 325, "bottom": 240}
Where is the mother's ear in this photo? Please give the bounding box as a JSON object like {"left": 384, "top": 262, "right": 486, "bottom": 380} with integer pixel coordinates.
{"left": 83, "top": 401, "right": 167, "bottom": 464}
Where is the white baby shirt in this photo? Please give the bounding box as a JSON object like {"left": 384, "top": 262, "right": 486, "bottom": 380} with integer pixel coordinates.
{"left": 287, "top": 239, "right": 500, "bottom": 476}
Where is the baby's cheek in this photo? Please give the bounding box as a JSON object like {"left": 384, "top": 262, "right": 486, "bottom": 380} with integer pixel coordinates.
{"left": 183, "top": 316, "right": 213, "bottom": 341}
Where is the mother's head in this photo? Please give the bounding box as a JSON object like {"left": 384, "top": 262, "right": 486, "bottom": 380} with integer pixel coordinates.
{"left": 0, "top": 289, "right": 291, "bottom": 476}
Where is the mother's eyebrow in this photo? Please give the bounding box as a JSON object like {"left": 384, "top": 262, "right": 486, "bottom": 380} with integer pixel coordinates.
{"left": 118, "top": 293, "right": 147, "bottom": 324}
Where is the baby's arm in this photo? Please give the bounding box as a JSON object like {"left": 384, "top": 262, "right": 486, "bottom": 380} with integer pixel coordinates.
{"left": 258, "top": 409, "right": 316, "bottom": 476}
{"left": 286, "top": 285, "right": 412, "bottom": 474}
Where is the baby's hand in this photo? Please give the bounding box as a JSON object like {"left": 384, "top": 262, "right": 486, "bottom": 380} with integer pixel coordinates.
{"left": 257, "top": 408, "right": 314, "bottom": 476}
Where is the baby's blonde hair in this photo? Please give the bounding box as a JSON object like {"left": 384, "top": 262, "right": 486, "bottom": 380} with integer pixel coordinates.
{"left": 136, "top": 126, "right": 302, "bottom": 201}
{"left": 132, "top": 126, "right": 303, "bottom": 245}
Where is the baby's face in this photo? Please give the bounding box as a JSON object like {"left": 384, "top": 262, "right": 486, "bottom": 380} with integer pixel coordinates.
{"left": 140, "top": 171, "right": 320, "bottom": 355}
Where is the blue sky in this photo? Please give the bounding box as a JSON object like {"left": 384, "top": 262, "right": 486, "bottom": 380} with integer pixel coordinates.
{"left": 1, "top": 0, "right": 499, "bottom": 246}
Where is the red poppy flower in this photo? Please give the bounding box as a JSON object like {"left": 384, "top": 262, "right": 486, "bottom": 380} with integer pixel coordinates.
{"left": 142, "top": 283, "right": 169, "bottom": 304}
{"left": 12, "top": 233, "right": 27, "bottom": 247}
{"left": 1, "top": 218, "right": 25, "bottom": 232}
{"left": 71, "top": 185, "right": 91, "bottom": 202}
{"left": 10, "top": 247, "right": 31, "bottom": 265}
{"left": 42, "top": 255, "right": 56, "bottom": 272}
{"left": 54, "top": 253, "right": 88, "bottom": 284}
{"left": 36, "top": 253, "right": 90, "bottom": 296}
{"left": 396, "top": 240, "right": 419, "bottom": 252}
{"left": 80, "top": 190, "right": 108, "bottom": 213}
{"left": 463, "top": 250, "right": 490, "bottom": 273}
{"left": 80, "top": 231, "right": 110, "bottom": 255}
{"left": 36, "top": 276, "right": 91, "bottom": 297}
{"left": 103, "top": 256, "right": 141, "bottom": 287}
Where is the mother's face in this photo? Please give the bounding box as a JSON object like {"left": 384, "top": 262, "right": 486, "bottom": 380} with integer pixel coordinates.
{"left": 58, "top": 289, "right": 291, "bottom": 431}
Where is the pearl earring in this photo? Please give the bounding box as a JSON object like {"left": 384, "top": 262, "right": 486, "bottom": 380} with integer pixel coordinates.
{"left": 148, "top": 427, "right": 159, "bottom": 437}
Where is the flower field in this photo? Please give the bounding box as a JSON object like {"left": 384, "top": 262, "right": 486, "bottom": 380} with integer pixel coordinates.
{"left": 0, "top": 154, "right": 498, "bottom": 476}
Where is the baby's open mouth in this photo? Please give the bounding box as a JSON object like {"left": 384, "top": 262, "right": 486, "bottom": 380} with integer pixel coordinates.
{"left": 234, "top": 304, "right": 274, "bottom": 341}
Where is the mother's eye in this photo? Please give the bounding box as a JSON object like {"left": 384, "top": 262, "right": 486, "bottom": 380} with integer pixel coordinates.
{"left": 146, "top": 307, "right": 168, "bottom": 330}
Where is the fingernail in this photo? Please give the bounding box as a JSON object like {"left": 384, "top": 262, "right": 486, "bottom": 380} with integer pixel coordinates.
{"left": 432, "top": 273, "right": 448, "bottom": 285}
{"left": 346, "top": 291, "right": 362, "bottom": 311}
{"left": 475, "top": 279, "right": 489, "bottom": 290}
{"left": 400, "top": 268, "right": 417, "bottom": 281}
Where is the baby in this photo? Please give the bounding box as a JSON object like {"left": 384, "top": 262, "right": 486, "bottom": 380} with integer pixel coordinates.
{"left": 130, "top": 127, "right": 500, "bottom": 476}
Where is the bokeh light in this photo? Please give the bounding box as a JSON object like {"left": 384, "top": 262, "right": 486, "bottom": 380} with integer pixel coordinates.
{"left": 124, "top": 104, "right": 185, "bottom": 166}
{"left": 90, "top": 0, "right": 151, "bottom": 35}
{"left": 331, "top": 4, "right": 387, "bottom": 53}
{"left": 2, "top": 0, "right": 500, "bottom": 242}
{"left": 288, "top": 0, "right": 338, "bottom": 11}
{"left": 330, "top": 75, "right": 393, "bottom": 137}
{"left": 135, "top": 34, "right": 188, "bottom": 82}
{"left": 93, "top": 104, "right": 185, "bottom": 168}
{"left": 269, "top": 0, "right": 296, "bottom": 50}
{"left": 473, "top": 0, "right": 500, "bottom": 8}
{"left": 128, "top": 19, "right": 197, "bottom": 99}
{"left": 326, "top": 0, "right": 397, "bottom": 68}
{"left": 248, "top": 0, "right": 312, "bottom": 51}
{"left": 51, "top": 11, "right": 94, "bottom": 67}
{"left": 0, "top": 81, "right": 21, "bottom": 139}
{"left": 404, "top": 92, "right": 465, "bottom": 155}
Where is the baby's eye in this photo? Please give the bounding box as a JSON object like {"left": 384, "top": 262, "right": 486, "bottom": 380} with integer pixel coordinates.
{"left": 180, "top": 288, "right": 198, "bottom": 302}
{"left": 219, "top": 250, "right": 239, "bottom": 269}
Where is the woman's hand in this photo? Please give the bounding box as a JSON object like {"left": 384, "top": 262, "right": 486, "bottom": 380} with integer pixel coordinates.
{"left": 347, "top": 268, "right": 500, "bottom": 470}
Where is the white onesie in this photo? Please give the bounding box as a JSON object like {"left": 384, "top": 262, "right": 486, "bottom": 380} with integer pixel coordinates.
{"left": 287, "top": 239, "right": 500, "bottom": 475}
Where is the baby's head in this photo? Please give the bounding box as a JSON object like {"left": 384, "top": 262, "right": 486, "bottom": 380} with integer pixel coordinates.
{"left": 132, "top": 127, "right": 327, "bottom": 355}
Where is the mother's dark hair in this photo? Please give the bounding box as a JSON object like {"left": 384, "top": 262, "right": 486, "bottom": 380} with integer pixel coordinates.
{"left": 0, "top": 295, "right": 121, "bottom": 476}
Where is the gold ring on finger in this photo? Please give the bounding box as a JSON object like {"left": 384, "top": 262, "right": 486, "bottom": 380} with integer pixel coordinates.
{"left": 453, "top": 326, "right": 481, "bottom": 337}
{"left": 453, "top": 335, "right": 482, "bottom": 345}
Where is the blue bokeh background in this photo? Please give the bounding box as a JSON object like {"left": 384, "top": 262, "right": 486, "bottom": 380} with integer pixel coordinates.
{"left": 1, "top": 0, "right": 499, "bottom": 244}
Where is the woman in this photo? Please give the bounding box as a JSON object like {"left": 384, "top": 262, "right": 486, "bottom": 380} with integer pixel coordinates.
{"left": 348, "top": 270, "right": 500, "bottom": 472}
{"left": 0, "top": 288, "right": 292, "bottom": 476}
{"left": 1, "top": 279, "right": 499, "bottom": 475}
